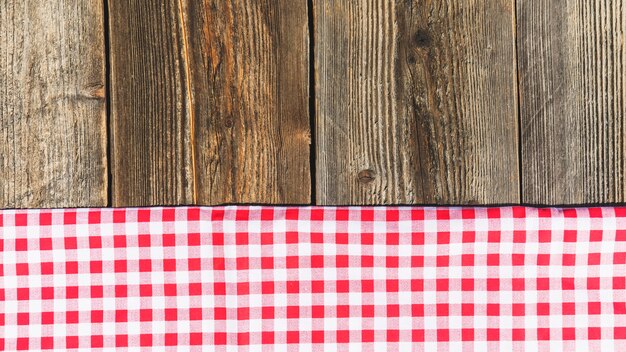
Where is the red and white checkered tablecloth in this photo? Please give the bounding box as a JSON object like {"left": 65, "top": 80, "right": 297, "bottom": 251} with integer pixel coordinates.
{"left": 1, "top": 206, "right": 626, "bottom": 351}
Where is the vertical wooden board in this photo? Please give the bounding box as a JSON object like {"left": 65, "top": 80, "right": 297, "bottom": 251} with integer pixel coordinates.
{"left": 518, "top": 0, "right": 626, "bottom": 204}
{"left": 184, "top": 0, "right": 311, "bottom": 204}
{"left": 108, "top": 0, "right": 194, "bottom": 206}
{"left": 109, "top": 0, "right": 311, "bottom": 206}
{"left": 315, "top": 0, "right": 519, "bottom": 205}
{"left": 0, "top": 1, "right": 107, "bottom": 208}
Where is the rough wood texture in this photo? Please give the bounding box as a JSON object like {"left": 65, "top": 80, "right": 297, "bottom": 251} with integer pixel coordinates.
{"left": 186, "top": 0, "right": 311, "bottom": 204}
{"left": 109, "top": 0, "right": 194, "bottom": 206}
{"left": 518, "top": 0, "right": 626, "bottom": 204}
{"left": 109, "top": 0, "right": 310, "bottom": 206}
{"left": 0, "top": 1, "right": 107, "bottom": 208}
{"left": 315, "top": 0, "right": 520, "bottom": 205}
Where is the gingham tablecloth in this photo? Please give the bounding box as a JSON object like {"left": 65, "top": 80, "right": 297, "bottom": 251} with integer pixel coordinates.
{"left": 1, "top": 206, "right": 625, "bottom": 351}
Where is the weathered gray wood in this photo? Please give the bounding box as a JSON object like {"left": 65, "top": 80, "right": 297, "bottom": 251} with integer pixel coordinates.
{"left": 518, "top": 0, "right": 626, "bottom": 204}
{"left": 315, "top": 0, "right": 520, "bottom": 205}
{"left": 0, "top": 1, "right": 107, "bottom": 208}
{"left": 109, "top": 0, "right": 311, "bottom": 206}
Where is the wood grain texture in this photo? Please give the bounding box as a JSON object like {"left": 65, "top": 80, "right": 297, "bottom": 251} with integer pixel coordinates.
{"left": 109, "top": 0, "right": 194, "bottom": 206}
{"left": 185, "top": 0, "right": 311, "bottom": 204}
{"left": 518, "top": 0, "right": 626, "bottom": 204}
{"left": 0, "top": 1, "right": 107, "bottom": 208}
{"left": 315, "top": 0, "right": 520, "bottom": 205}
{"left": 109, "top": 0, "right": 310, "bottom": 206}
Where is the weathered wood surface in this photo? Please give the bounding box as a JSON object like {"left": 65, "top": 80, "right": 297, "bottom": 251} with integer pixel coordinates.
{"left": 5, "top": 1, "right": 626, "bottom": 207}
{"left": 109, "top": 0, "right": 310, "bottom": 206}
{"left": 0, "top": 1, "right": 107, "bottom": 208}
{"left": 518, "top": 0, "right": 626, "bottom": 204}
{"left": 108, "top": 0, "right": 194, "bottom": 206}
{"left": 186, "top": 0, "right": 311, "bottom": 204}
{"left": 314, "top": 0, "right": 520, "bottom": 205}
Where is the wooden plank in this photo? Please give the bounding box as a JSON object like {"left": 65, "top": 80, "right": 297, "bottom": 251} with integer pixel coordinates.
{"left": 108, "top": 0, "right": 194, "bottom": 206}
{"left": 518, "top": 0, "right": 625, "bottom": 204}
{"left": 0, "top": 1, "right": 107, "bottom": 208}
{"left": 315, "top": 0, "right": 520, "bottom": 205}
{"left": 186, "top": 0, "right": 311, "bottom": 204}
{"left": 109, "top": 0, "right": 311, "bottom": 206}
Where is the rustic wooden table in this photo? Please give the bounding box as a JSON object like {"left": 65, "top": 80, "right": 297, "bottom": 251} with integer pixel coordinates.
{"left": 1, "top": 1, "right": 623, "bottom": 208}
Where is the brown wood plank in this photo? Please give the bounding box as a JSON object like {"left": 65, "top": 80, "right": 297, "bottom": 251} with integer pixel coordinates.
{"left": 109, "top": 0, "right": 310, "bottom": 206}
{"left": 0, "top": 1, "right": 107, "bottom": 208}
{"left": 518, "top": 0, "right": 626, "bottom": 204}
{"left": 315, "top": 0, "right": 520, "bottom": 205}
{"left": 108, "top": 0, "right": 194, "bottom": 206}
{"left": 187, "top": 0, "right": 311, "bottom": 204}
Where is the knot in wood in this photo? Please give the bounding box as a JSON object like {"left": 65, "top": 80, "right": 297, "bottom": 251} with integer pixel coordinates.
{"left": 357, "top": 169, "right": 376, "bottom": 184}
{"left": 224, "top": 117, "right": 234, "bottom": 128}
{"left": 414, "top": 29, "right": 431, "bottom": 47}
